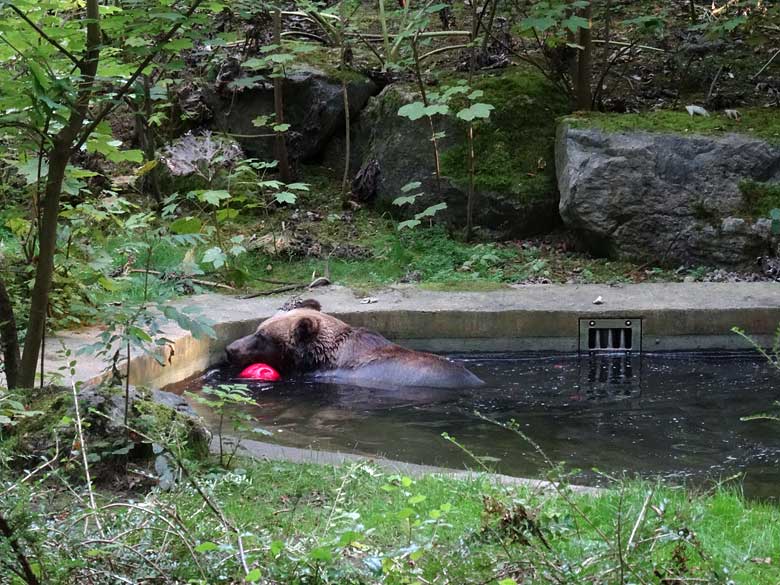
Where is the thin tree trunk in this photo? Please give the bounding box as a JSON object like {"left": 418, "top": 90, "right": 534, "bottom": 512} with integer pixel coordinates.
{"left": 137, "top": 74, "right": 161, "bottom": 205}
{"left": 576, "top": 2, "right": 593, "bottom": 111}
{"left": 0, "top": 277, "right": 20, "bottom": 390}
{"left": 466, "top": 125, "right": 475, "bottom": 241}
{"left": 273, "top": 8, "right": 292, "bottom": 182}
{"left": 19, "top": 0, "right": 101, "bottom": 388}
{"left": 341, "top": 79, "right": 351, "bottom": 204}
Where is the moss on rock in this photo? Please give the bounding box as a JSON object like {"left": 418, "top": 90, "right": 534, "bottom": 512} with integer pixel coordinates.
{"left": 566, "top": 108, "right": 780, "bottom": 144}
{"left": 740, "top": 180, "right": 780, "bottom": 218}
{"left": 439, "top": 67, "right": 571, "bottom": 203}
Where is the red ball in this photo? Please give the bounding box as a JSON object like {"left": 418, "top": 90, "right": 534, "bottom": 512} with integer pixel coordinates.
{"left": 237, "top": 363, "right": 281, "bottom": 382}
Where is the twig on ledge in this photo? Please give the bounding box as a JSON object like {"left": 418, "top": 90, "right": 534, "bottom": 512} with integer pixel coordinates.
{"left": 240, "top": 276, "right": 331, "bottom": 299}
{"left": 127, "top": 269, "right": 235, "bottom": 290}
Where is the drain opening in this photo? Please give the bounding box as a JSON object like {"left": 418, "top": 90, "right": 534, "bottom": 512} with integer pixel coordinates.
{"left": 579, "top": 318, "right": 642, "bottom": 353}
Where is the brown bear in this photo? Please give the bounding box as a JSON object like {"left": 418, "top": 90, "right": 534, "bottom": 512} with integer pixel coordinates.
{"left": 225, "top": 299, "right": 484, "bottom": 389}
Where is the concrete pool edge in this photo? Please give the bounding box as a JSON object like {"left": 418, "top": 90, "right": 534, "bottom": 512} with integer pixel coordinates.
{"left": 47, "top": 282, "right": 780, "bottom": 389}
{"left": 220, "top": 436, "right": 602, "bottom": 495}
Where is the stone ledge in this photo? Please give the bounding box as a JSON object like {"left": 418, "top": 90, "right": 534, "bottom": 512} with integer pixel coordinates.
{"left": 47, "top": 282, "right": 779, "bottom": 388}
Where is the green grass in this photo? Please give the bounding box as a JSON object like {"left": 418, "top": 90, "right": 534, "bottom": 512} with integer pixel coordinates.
{"left": 567, "top": 107, "right": 780, "bottom": 143}
{"left": 8, "top": 455, "right": 780, "bottom": 584}
{"left": 161, "top": 462, "right": 780, "bottom": 584}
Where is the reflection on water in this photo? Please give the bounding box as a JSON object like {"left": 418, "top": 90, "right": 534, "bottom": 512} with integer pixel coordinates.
{"left": 166, "top": 351, "right": 780, "bottom": 500}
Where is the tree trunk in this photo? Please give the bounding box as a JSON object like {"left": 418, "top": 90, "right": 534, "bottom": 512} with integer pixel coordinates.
{"left": 18, "top": 0, "right": 101, "bottom": 388}
{"left": 0, "top": 277, "right": 20, "bottom": 390}
{"left": 273, "top": 8, "right": 292, "bottom": 182}
{"left": 576, "top": 2, "right": 593, "bottom": 111}
{"left": 136, "top": 74, "right": 162, "bottom": 206}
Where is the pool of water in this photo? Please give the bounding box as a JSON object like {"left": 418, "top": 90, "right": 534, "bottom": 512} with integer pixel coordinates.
{"left": 167, "top": 351, "right": 780, "bottom": 499}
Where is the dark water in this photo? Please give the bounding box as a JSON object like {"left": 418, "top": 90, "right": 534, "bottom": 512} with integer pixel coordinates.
{"left": 167, "top": 352, "right": 780, "bottom": 499}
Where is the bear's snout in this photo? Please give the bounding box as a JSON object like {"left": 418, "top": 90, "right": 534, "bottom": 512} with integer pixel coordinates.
{"left": 224, "top": 331, "right": 284, "bottom": 370}
{"left": 225, "top": 335, "right": 257, "bottom": 366}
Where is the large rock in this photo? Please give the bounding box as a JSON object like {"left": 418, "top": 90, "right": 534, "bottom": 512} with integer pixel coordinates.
{"left": 204, "top": 65, "right": 377, "bottom": 163}
{"left": 556, "top": 123, "right": 780, "bottom": 268}
{"left": 350, "top": 82, "right": 562, "bottom": 238}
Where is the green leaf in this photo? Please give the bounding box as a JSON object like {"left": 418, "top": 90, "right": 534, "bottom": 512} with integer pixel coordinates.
{"left": 273, "top": 123, "right": 290, "bottom": 132}
{"left": 170, "top": 217, "right": 202, "bottom": 234}
{"left": 415, "top": 202, "right": 447, "bottom": 219}
{"left": 108, "top": 149, "right": 144, "bottom": 164}
{"left": 561, "top": 15, "right": 590, "bottom": 33}
{"left": 128, "top": 326, "right": 153, "bottom": 343}
{"left": 397, "top": 219, "right": 421, "bottom": 230}
{"left": 274, "top": 191, "right": 297, "bottom": 205}
{"left": 245, "top": 568, "right": 262, "bottom": 582}
{"left": 408, "top": 494, "right": 426, "bottom": 505}
{"left": 286, "top": 182, "right": 309, "bottom": 191}
{"left": 457, "top": 103, "right": 494, "bottom": 121}
{"left": 216, "top": 208, "right": 239, "bottom": 222}
{"left": 401, "top": 181, "right": 421, "bottom": 193}
{"left": 309, "top": 546, "right": 333, "bottom": 562}
{"left": 243, "top": 57, "right": 267, "bottom": 69}
{"left": 519, "top": 16, "right": 556, "bottom": 32}
{"left": 125, "top": 37, "right": 151, "bottom": 47}
{"left": 392, "top": 195, "right": 420, "bottom": 206}
{"left": 200, "top": 190, "right": 231, "bottom": 206}
{"left": 98, "top": 277, "right": 122, "bottom": 292}
{"left": 268, "top": 53, "right": 295, "bottom": 64}
{"left": 397, "top": 102, "right": 427, "bottom": 121}
{"left": 424, "top": 104, "right": 449, "bottom": 116}
{"left": 165, "top": 38, "right": 193, "bottom": 51}
{"left": 252, "top": 115, "right": 270, "bottom": 127}
{"left": 202, "top": 247, "right": 227, "bottom": 269}
{"left": 270, "top": 540, "right": 284, "bottom": 556}
{"left": 195, "top": 542, "right": 218, "bottom": 553}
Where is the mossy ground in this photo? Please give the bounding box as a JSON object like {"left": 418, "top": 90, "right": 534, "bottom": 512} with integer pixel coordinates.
{"left": 439, "top": 67, "right": 570, "bottom": 204}
{"left": 567, "top": 107, "right": 780, "bottom": 143}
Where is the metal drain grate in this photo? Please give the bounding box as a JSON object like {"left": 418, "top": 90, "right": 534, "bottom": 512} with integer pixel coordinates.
{"left": 579, "top": 318, "right": 642, "bottom": 353}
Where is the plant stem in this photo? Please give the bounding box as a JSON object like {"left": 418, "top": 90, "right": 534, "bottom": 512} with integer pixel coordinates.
{"left": 71, "top": 380, "right": 104, "bottom": 537}
{"left": 411, "top": 38, "right": 442, "bottom": 195}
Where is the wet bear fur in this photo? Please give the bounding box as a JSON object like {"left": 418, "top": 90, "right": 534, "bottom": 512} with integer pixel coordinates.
{"left": 225, "top": 299, "right": 484, "bottom": 389}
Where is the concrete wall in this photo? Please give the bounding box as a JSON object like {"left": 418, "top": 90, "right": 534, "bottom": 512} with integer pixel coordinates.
{"left": 48, "top": 283, "right": 780, "bottom": 388}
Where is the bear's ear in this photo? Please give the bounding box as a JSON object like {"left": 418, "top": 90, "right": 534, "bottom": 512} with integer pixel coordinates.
{"left": 297, "top": 299, "right": 321, "bottom": 311}
{"left": 293, "top": 316, "right": 320, "bottom": 343}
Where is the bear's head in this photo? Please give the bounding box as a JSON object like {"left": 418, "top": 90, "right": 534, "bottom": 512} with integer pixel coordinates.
{"left": 224, "top": 300, "right": 348, "bottom": 373}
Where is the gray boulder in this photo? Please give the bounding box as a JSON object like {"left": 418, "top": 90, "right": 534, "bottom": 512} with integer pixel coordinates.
{"left": 556, "top": 123, "right": 780, "bottom": 268}
{"left": 204, "top": 65, "right": 377, "bottom": 163}
{"left": 351, "top": 84, "right": 560, "bottom": 238}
